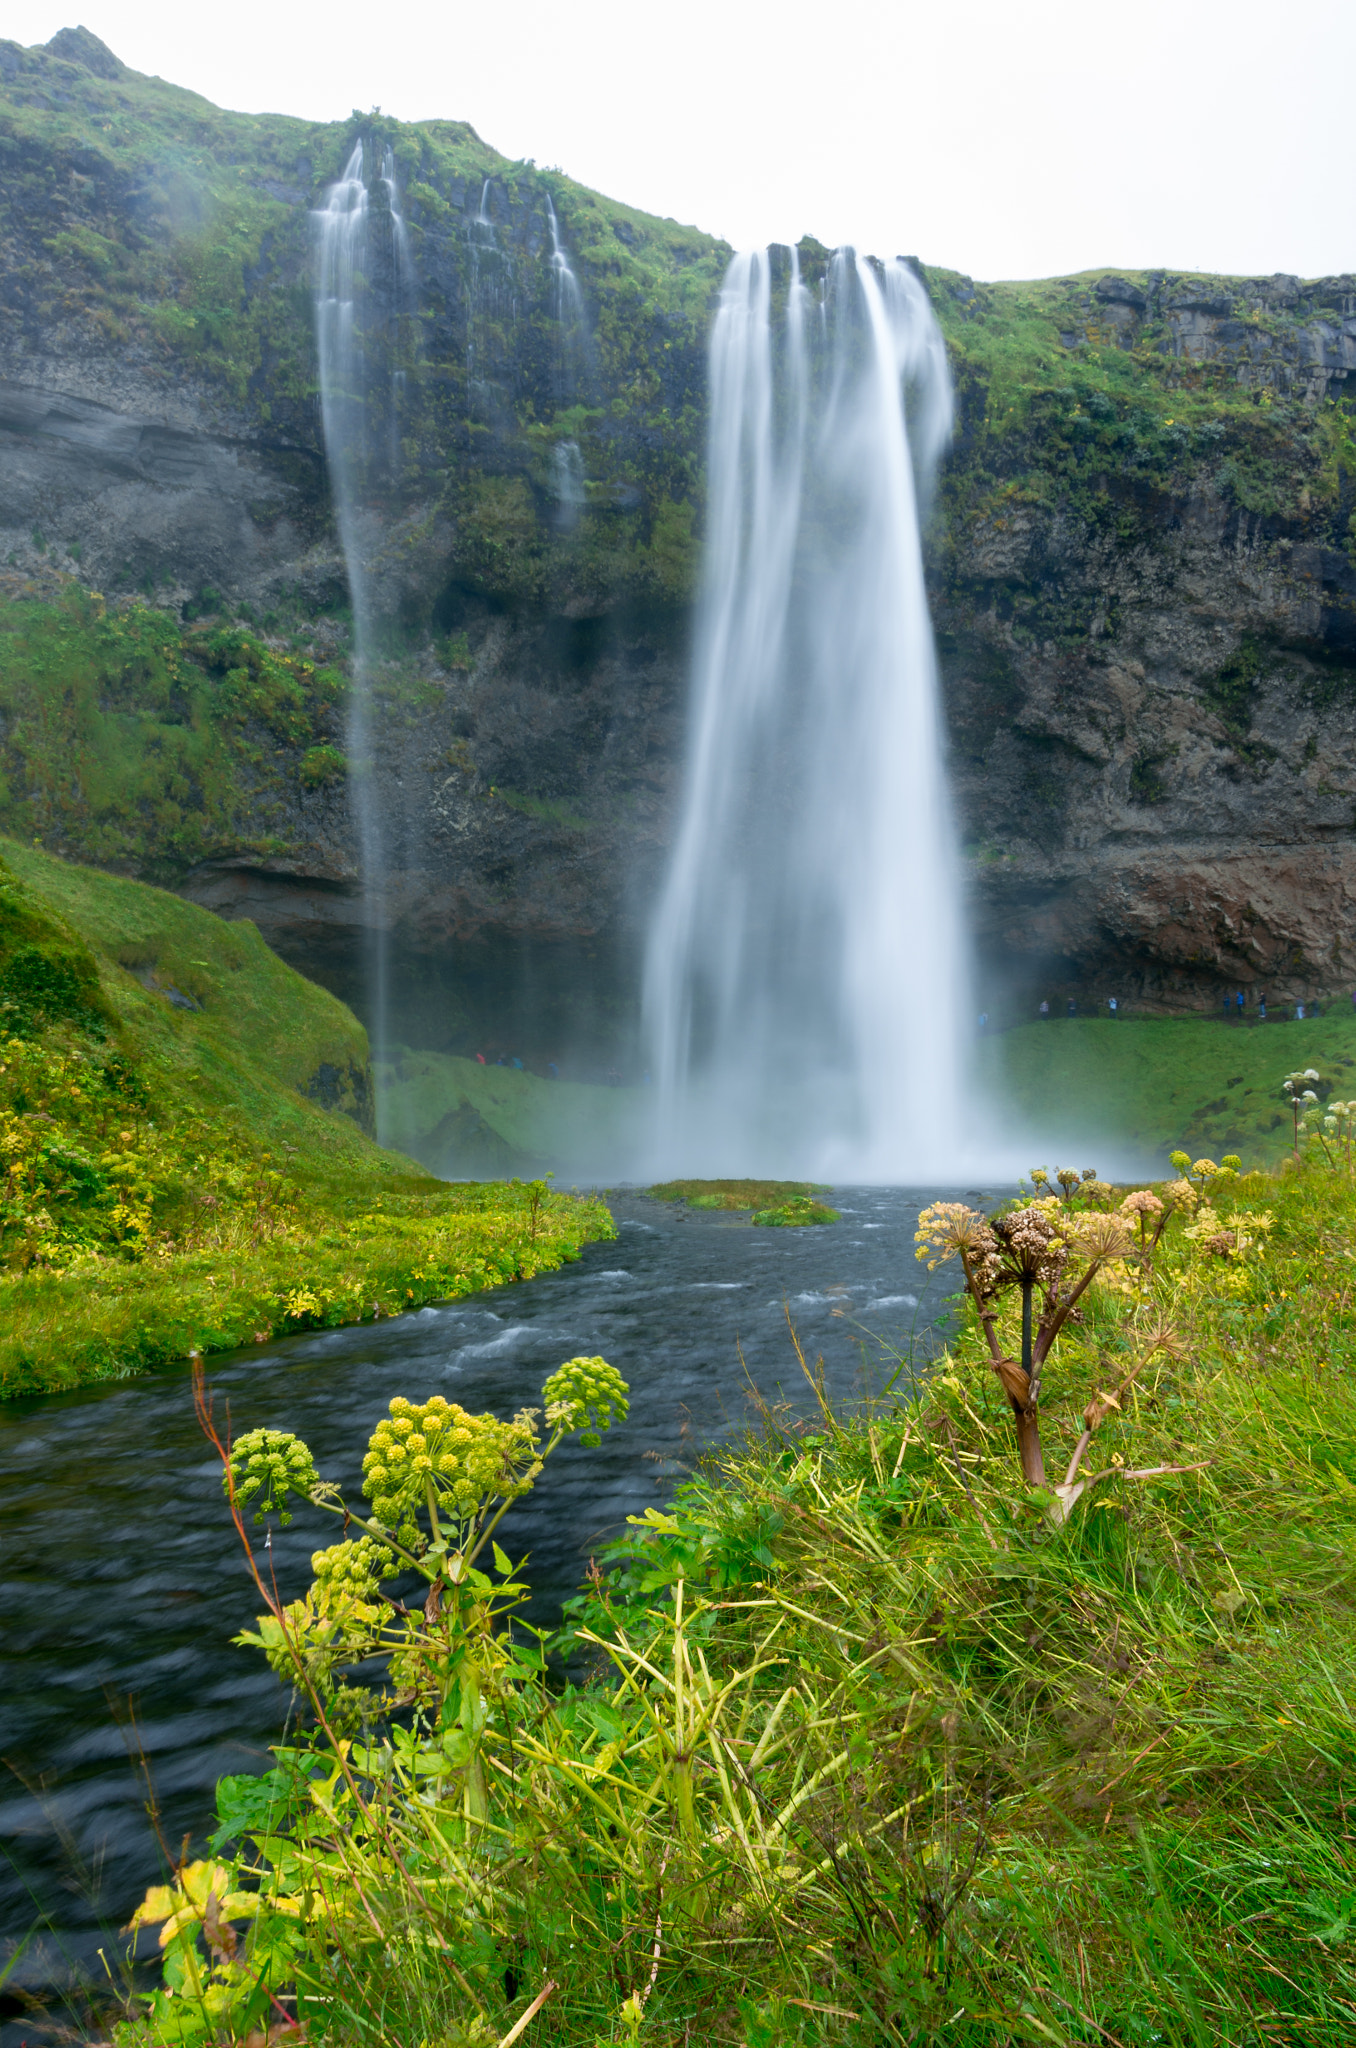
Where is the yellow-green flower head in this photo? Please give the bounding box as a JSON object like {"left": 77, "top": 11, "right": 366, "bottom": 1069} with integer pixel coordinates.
{"left": 311, "top": 1534, "right": 397, "bottom": 1602}
{"left": 540, "top": 1356, "right": 629, "bottom": 1447}
{"left": 362, "top": 1393, "right": 542, "bottom": 1530}
{"left": 227, "top": 1428, "right": 319, "bottom": 1525}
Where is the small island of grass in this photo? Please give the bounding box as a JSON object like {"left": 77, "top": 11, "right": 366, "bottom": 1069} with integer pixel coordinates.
{"left": 645, "top": 1178, "right": 840, "bottom": 1224}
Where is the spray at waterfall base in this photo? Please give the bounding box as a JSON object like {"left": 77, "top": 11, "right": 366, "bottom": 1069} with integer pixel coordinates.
{"left": 642, "top": 246, "right": 969, "bottom": 1181}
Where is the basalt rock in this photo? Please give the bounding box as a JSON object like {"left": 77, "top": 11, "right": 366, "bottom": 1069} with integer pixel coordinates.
{"left": 2, "top": 30, "right": 1356, "bottom": 1043}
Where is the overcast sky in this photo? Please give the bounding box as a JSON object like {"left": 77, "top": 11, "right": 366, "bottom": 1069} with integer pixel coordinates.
{"left": 6, "top": 0, "right": 1353, "bottom": 282}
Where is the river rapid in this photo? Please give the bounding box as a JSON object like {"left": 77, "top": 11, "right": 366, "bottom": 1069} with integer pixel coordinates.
{"left": 0, "top": 1182, "right": 1005, "bottom": 2024}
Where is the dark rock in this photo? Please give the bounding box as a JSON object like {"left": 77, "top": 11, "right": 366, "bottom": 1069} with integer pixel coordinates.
{"left": 1095, "top": 276, "right": 1147, "bottom": 310}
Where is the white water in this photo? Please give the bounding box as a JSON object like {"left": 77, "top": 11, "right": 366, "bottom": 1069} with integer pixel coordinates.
{"left": 642, "top": 247, "right": 967, "bottom": 1179}
{"left": 545, "top": 194, "right": 591, "bottom": 530}
{"left": 313, "top": 140, "right": 413, "bottom": 1111}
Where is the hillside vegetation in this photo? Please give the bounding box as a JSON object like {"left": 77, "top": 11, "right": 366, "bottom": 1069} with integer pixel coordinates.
{"left": 112, "top": 1142, "right": 1356, "bottom": 2046}
{"left": 0, "top": 840, "right": 613, "bottom": 1396}
{"left": 982, "top": 1012, "right": 1356, "bottom": 1172}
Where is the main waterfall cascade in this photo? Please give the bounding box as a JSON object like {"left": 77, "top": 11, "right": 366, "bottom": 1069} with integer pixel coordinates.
{"left": 643, "top": 248, "right": 968, "bottom": 1178}
{"left": 313, "top": 142, "right": 413, "bottom": 1121}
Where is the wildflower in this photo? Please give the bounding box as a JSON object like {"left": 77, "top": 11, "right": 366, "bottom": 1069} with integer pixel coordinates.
{"left": 541, "top": 1355, "right": 631, "bottom": 1446}
{"left": 228, "top": 1427, "right": 320, "bottom": 1525}
{"left": 363, "top": 1393, "right": 542, "bottom": 1528}
{"left": 311, "top": 1533, "right": 397, "bottom": 1601}
{"left": 1119, "top": 1191, "right": 1164, "bottom": 1218}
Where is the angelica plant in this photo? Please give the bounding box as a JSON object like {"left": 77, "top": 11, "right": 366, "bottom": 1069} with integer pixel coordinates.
{"left": 210, "top": 1356, "right": 629, "bottom": 1818}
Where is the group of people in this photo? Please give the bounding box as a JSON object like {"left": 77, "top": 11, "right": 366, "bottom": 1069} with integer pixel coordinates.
{"left": 1007, "top": 987, "right": 1353, "bottom": 1026}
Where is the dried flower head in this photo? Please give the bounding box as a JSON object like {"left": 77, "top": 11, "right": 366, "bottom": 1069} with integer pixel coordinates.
{"left": 1072, "top": 1212, "right": 1135, "bottom": 1262}
{"left": 915, "top": 1202, "right": 1003, "bottom": 1298}
{"left": 992, "top": 1204, "right": 1067, "bottom": 1288}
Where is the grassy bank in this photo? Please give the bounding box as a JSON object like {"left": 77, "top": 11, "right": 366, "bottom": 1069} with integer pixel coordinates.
{"left": 980, "top": 1010, "right": 1356, "bottom": 1171}
{"left": 109, "top": 1128, "right": 1356, "bottom": 2044}
{"left": 0, "top": 842, "right": 614, "bottom": 1397}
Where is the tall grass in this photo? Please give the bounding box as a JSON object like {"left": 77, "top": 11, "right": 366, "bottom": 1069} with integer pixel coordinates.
{"left": 113, "top": 1155, "right": 1356, "bottom": 2046}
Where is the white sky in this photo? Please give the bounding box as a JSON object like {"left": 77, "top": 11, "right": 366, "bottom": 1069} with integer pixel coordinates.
{"left": 4, "top": 0, "right": 1354, "bottom": 282}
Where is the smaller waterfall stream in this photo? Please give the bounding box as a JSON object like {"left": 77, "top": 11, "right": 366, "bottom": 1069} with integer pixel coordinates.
{"left": 545, "top": 194, "right": 591, "bottom": 530}
{"left": 644, "top": 247, "right": 966, "bottom": 1178}
{"left": 313, "top": 142, "right": 414, "bottom": 1109}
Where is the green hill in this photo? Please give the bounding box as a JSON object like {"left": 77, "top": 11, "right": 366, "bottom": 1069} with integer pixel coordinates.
{"left": 0, "top": 841, "right": 612, "bottom": 1396}
{"left": 980, "top": 1012, "right": 1356, "bottom": 1174}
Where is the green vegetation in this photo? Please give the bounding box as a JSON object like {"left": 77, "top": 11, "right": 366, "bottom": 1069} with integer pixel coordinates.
{"left": 377, "top": 1048, "right": 640, "bottom": 1179}
{"left": 979, "top": 1013, "right": 1356, "bottom": 1170}
{"left": 0, "top": 586, "right": 345, "bottom": 874}
{"left": 750, "top": 1194, "right": 840, "bottom": 1227}
{"left": 111, "top": 1128, "right": 1356, "bottom": 2045}
{"left": 926, "top": 266, "right": 1356, "bottom": 552}
{"left": 646, "top": 1178, "right": 829, "bottom": 1211}
{"left": 0, "top": 841, "right": 613, "bottom": 1395}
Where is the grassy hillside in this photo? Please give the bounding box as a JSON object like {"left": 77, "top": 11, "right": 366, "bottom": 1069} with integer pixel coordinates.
{"left": 0, "top": 841, "right": 613, "bottom": 1396}
{"left": 979, "top": 1012, "right": 1356, "bottom": 1173}
{"left": 377, "top": 1047, "right": 642, "bottom": 1179}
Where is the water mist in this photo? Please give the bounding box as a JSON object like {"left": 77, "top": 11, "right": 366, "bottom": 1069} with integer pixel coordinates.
{"left": 643, "top": 248, "right": 966, "bottom": 1179}
{"left": 313, "top": 140, "right": 413, "bottom": 1118}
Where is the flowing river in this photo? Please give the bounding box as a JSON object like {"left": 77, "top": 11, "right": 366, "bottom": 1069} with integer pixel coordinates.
{"left": 0, "top": 1182, "right": 1004, "bottom": 2025}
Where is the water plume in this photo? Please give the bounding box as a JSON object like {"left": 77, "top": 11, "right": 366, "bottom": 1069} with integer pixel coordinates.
{"left": 313, "top": 139, "right": 413, "bottom": 1114}
{"left": 643, "top": 246, "right": 966, "bottom": 1178}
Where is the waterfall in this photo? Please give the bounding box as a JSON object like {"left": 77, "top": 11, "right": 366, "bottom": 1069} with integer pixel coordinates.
{"left": 545, "top": 194, "right": 591, "bottom": 406}
{"left": 545, "top": 194, "right": 591, "bottom": 530}
{"left": 642, "top": 246, "right": 966, "bottom": 1179}
{"left": 313, "top": 139, "right": 413, "bottom": 1116}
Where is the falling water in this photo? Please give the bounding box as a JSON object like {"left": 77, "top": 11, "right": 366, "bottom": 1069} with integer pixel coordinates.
{"left": 544, "top": 194, "right": 591, "bottom": 530}
{"left": 313, "top": 140, "right": 413, "bottom": 1112}
{"left": 642, "top": 247, "right": 966, "bottom": 1178}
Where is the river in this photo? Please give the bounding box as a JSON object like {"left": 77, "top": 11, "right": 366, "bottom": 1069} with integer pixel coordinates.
{"left": 0, "top": 1182, "right": 1002, "bottom": 2030}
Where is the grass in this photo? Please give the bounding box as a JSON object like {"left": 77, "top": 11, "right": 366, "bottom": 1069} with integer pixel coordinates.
{"left": 979, "top": 1011, "right": 1356, "bottom": 1172}
{"left": 645, "top": 1178, "right": 829, "bottom": 1211}
{"left": 112, "top": 1147, "right": 1356, "bottom": 2046}
{"left": 376, "top": 1047, "right": 642, "bottom": 1179}
{"left": 0, "top": 842, "right": 614, "bottom": 1396}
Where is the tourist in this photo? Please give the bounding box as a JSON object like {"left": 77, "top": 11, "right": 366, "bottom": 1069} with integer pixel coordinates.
{"left": 547, "top": 1060, "right": 559, "bottom": 1080}
{"left": 978, "top": 1011, "right": 988, "bottom": 1034}
{"left": 1236, "top": 989, "right": 1245, "bottom": 1017}
{"left": 1296, "top": 1002, "right": 1306, "bottom": 1021}
{"left": 475, "top": 1052, "right": 486, "bottom": 1064}
{"left": 1039, "top": 1000, "right": 1049, "bottom": 1021}
{"left": 1108, "top": 996, "right": 1118, "bottom": 1018}
{"left": 1259, "top": 996, "right": 1267, "bottom": 1020}
{"left": 511, "top": 1055, "right": 524, "bottom": 1070}
{"left": 1222, "top": 992, "right": 1232, "bottom": 1020}
{"left": 1066, "top": 997, "right": 1077, "bottom": 1018}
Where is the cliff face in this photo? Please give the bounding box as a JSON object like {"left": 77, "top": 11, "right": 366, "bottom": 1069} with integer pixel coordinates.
{"left": 2, "top": 28, "right": 1355, "bottom": 1046}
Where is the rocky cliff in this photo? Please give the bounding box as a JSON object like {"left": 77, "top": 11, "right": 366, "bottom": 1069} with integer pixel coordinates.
{"left": 3, "top": 25, "right": 1355, "bottom": 1049}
